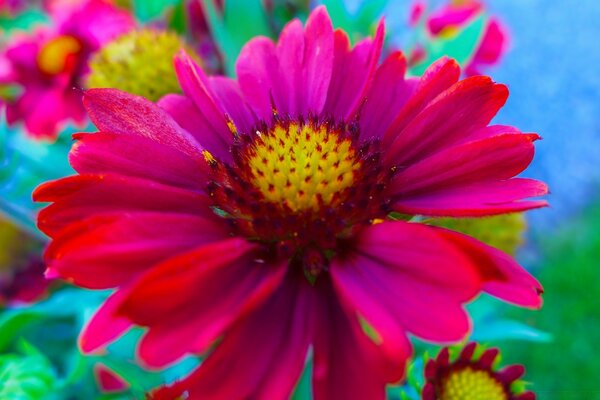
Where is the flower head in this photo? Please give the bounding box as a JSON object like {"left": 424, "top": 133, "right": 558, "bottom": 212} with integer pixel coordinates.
{"left": 0, "top": 0, "right": 134, "bottom": 138}
{"left": 423, "top": 343, "right": 536, "bottom": 400}
{"left": 87, "top": 29, "right": 198, "bottom": 102}
{"left": 35, "top": 7, "right": 546, "bottom": 399}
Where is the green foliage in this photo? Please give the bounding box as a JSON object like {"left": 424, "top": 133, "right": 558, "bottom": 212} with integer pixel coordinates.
{"left": 0, "top": 341, "right": 58, "bottom": 400}
{"left": 0, "top": 111, "right": 74, "bottom": 239}
{"left": 0, "top": 9, "right": 48, "bottom": 33}
{"left": 321, "top": 0, "right": 389, "bottom": 43}
{"left": 203, "top": 0, "right": 272, "bottom": 76}
{"left": 131, "top": 0, "right": 180, "bottom": 23}
{"left": 501, "top": 201, "right": 600, "bottom": 398}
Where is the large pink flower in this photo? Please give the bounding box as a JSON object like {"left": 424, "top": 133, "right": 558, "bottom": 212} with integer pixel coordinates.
{"left": 0, "top": 0, "right": 133, "bottom": 139}
{"left": 35, "top": 7, "right": 546, "bottom": 400}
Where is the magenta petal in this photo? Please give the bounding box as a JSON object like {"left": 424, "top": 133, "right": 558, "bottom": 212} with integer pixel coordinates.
{"left": 297, "top": 6, "right": 334, "bottom": 114}
{"left": 324, "top": 20, "right": 385, "bottom": 120}
{"left": 44, "top": 212, "right": 229, "bottom": 289}
{"left": 385, "top": 76, "right": 509, "bottom": 166}
{"left": 237, "top": 6, "right": 334, "bottom": 118}
{"left": 360, "top": 51, "right": 413, "bottom": 141}
{"left": 237, "top": 37, "right": 281, "bottom": 121}
{"left": 173, "top": 51, "right": 235, "bottom": 157}
{"left": 159, "top": 272, "right": 313, "bottom": 398}
{"left": 435, "top": 228, "right": 543, "bottom": 308}
{"left": 208, "top": 76, "right": 258, "bottom": 134}
{"left": 392, "top": 178, "right": 548, "bottom": 217}
{"left": 332, "top": 221, "right": 480, "bottom": 344}
{"left": 313, "top": 276, "right": 404, "bottom": 400}
{"left": 391, "top": 133, "right": 540, "bottom": 196}
{"left": 119, "top": 239, "right": 288, "bottom": 368}
{"left": 79, "top": 287, "right": 132, "bottom": 353}
{"left": 34, "top": 174, "right": 215, "bottom": 237}
{"left": 383, "top": 57, "right": 460, "bottom": 147}
{"left": 83, "top": 89, "right": 203, "bottom": 159}
{"left": 70, "top": 132, "right": 209, "bottom": 190}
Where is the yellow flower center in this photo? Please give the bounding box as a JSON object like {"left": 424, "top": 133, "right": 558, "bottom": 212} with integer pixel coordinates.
{"left": 37, "top": 35, "right": 82, "bottom": 75}
{"left": 441, "top": 367, "right": 508, "bottom": 400}
{"left": 246, "top": 121, "right": 360, "bottom": 212}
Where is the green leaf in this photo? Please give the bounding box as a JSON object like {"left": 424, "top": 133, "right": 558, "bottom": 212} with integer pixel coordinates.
{"left": 132, "top": 0, "right": 180, "bottom": 22}
{"left": 0, "top": 9, "right": 48, "bottom": 33}
{"left": 203, "top": 0, "right": 272, "bottom": 76}
{"left": 471, "top": 319, "right": 552, "bottom": 343}
{"left": 0, "top": 341, "right": 58, "bottom": 400}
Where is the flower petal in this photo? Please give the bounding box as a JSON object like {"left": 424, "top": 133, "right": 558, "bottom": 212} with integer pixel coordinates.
{"left": 34, "top": 174, "right": 214, "bottom": 236}
{"left": 392, "top": 178, "right": 548, "bottom": 217}
{"left": 82, "top": 89, "right": 203, "bottom": 159}
{"left": 391, "top": 133, "right": 540, "bottom": 196}
{"left": 324, "top": 20, "right": 385, "bottom": 120}
{"left": 119, "top": 239, "right": 287, "bottom": 368}
{"left": 45, "top": 212, "right": 229, "bottom": 289}
{"left": 332, "top": 221, "right": 480, "bottom": 343}
{"left": 382, "top": 57, "right": 460, "bottom": 147}
{"left": 385, "top": 76, "right": 508, "bottom": 166}
{"left": 313, "top": 276, "right": 406, "bottom": 400}
{"left": 148, "top": 270, "right": 312, "bottom": 399}
{"left": 359, "top": 51, "right": 414, "bottom": 141}
{"left": 79, "top": 287, "right": 132, "bottom": 353}
{"left": 434, "top": 227, "right": 544, "bottom": 308}
{"left": 172, "top": 51, "right": 235, "bottom": 158}
{"left": 70, "top": 132, "right": 209, "bottom": 190}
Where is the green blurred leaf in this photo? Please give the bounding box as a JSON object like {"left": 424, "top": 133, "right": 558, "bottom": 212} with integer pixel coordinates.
{"left": 471, "top": 319, "right": 552, "bottom": 343}
{"left": 203, "top": 0, "right": 272, "bottom": 76}
{"left": 0, "top": 341, "right": 58, "bottom": 400}
{"left": 0, "top": 9, "right": 48, "bottom": 33}
{"left": 132, "top": 0, "right": 180, "bottom": 22}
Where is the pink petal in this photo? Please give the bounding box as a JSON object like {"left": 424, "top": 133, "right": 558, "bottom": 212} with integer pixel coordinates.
{"left": 237, "top": 6, "right": 334, "bottom": 118}
{"left": 392, "top": 178, "right": 548, "bottom": 217}
{"left": 70, "top": 132, "right": 209, "bottom": 190}
{"left": 313, "top": 276, "right": 406, "bottom": 400}
{"left": 359, "top": 51, "right": 414, "bottom": 141}
{"left": 391, "top": 133, "right": 540, "bottom": 196}
{"left": 119, "top": 239, "right": 287, "bottom": 368}
{"left": 385, "top": 76, "right": 509, "bottom": 166}
{"left": 45, "top": 212, "right": 229, "bottom": 289}
{"left": 138, "top": 270, "right": 310, "bottom": 398}
{"left": 382, "top": 57, "right": 461, "bottom": 147}
{"left": 324, "top": 20, "right": 385, "bottom": 120}
{"left": 332, "top": 221, "right": 479, "bottom": 343}
{"left": 435, "top": 227, "right": 544, "bottom": 308}
{"left": 173, "top": 51, "right": 235, "bottom": 157}
{"left": 208, "top": 76, "right": 259, "bottom": 134}
{"left": 79, "top": 286, "right": 132, "bottom": 353}
{"left": 82, "top": 88, "right": 203, "bottom": 159}
{"left": 34, "top": 174, "right": 214, "bottom": 237}
{"left": 237, "top": 36, "right": 281, "bottom": 121}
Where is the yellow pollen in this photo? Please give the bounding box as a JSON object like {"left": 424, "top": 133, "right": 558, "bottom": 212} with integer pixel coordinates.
{"left": 441, "top": 367, "right": 508, "bottom": 400}
{"left": 37, "top": 35, "right": 82, "bottom": 75}
{"left": 247, "top": 122, "right": 360, "bottom": 212}
{"left": 202, "top": 150, "right": 216, "bottom": 165}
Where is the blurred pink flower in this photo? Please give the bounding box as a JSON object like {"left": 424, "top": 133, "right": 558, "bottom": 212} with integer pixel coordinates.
{"left": 0, "top": 0, "right": 133, "bottom": 139}
{"left": 411, "top": 0, "right": 508, "bottom": 76}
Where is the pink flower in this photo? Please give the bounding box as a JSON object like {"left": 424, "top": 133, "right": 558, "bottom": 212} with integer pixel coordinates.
{"left": 93, "top": 363, "right": 129, "bottom": 393}
{"left": 412, "top": 0, "right": 508, "bottom": 76}
{"left": 35, "top": 7, "right": 546, "bottom": 399}
{"left": 0, "top": 0, "right": 133, "bottom": 139}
